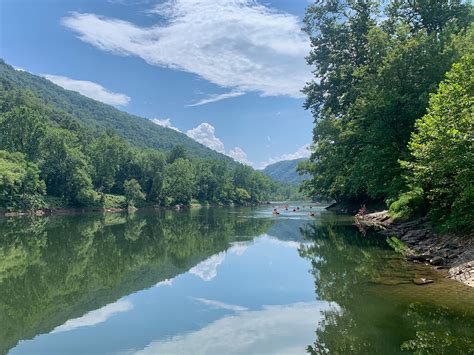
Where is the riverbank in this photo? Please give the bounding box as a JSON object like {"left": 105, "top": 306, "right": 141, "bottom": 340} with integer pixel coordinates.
{"left": 355, "top": 211, "right": 474, "bottom": 288}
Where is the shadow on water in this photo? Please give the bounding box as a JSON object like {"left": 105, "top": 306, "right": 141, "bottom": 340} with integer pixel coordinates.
{"left": 0, "top": 208, "right": 273, "bottom": 354}
{"left": 299, "top": 211, "right": 474, "bottom": 354}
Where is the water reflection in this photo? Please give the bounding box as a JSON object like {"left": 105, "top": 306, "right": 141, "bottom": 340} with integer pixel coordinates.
{"left": 1, "top": 208, "right": 473, "bottom": 354}
{"left": 0, "top": 208, "right": 273, "bottom": 354}
{"left": 299, "top": 213, "right": 474, "bottom": 354}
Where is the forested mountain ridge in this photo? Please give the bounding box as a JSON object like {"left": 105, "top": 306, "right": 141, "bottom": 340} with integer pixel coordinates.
{"left": 0, "top": 60, "right": 234, "bottom": 163}
{"left": 0, "top": 59, "right": 305, "bottom": 211}
{"left": 262, "top": 158, "right": 308, "bottom": 185}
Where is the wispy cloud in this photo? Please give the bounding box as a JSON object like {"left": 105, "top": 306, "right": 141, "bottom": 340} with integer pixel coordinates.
{"left": 52, "top": 299, "right": 133, "bottom": 333}
{"left": 62, "top": 0, "right": 310, "bottom": 97}
{"left": 186, "top": 91, "right": 245, "bottom": 107}
{"left": 192, "top": 297, "right": 248, "bottom": 312}
{"left": 43, "top": 74, "right": 130, "bottom": 106}
{"left": 258, "top": 144, "right": 311, "bottom": 169}
{"left": 150, "top": 118, "right": 180, "bottom": 131}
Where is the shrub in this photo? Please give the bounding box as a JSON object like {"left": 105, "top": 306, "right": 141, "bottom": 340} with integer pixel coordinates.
{"left": 389, "top": 187, "right": 426, "bottom": 221}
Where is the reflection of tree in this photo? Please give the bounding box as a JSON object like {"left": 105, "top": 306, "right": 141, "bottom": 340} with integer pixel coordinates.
{"left": 299, "top": 220, "right": 474, "bottom": 354}
{"left": 0, "top": 209, "right": 272, "bottom": 354}
{"left": 400, "top": 303, "right": 474, "bottom": 354}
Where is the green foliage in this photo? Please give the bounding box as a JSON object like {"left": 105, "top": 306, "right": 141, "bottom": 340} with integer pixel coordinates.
{"left": 402, "top": 56, "right": 474, "bottom": 231}
{"left": 389, "top": 187, "right": 427, "bottom": 221}
{"left": 0, "top": 106, "right": 46, "bottom": 161}
{"left": 386, "top": 236, "right": 409, "bottom": 255}
{"left": 234, "top": 187, "right": 251, "bottom": 205}
{"left": 0, "top": 151, "right": 45, "bottom": 211}
{"left": 163, "top": 158, "right": 196, "bottom": 205}
{"left": 39, "top": 128, "right": 98, "bottom": 206}
{"left": 123, "top": 179, "right": 145, "bottom": 207}
{"left": 302, "top": 1, "right": 473, "bottom": 230}
{"left": 0, "top": 59, "right": 302, "bottom": 211}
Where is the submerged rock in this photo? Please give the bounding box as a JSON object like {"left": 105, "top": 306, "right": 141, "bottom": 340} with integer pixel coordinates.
{"left": 413, "top": 277, "right": 434, "bottom": 285}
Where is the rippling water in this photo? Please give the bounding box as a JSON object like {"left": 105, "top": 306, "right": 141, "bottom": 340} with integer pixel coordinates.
{"left": 1, "top": 206, "right": 473, "bottom": 354}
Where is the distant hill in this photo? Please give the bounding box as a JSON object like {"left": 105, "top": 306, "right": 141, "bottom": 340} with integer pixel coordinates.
{"left": 0, "top": 60, "right": 234, "bottom": 163}
{"left": 262, "top": 158, "right": 308, "bottom": 185}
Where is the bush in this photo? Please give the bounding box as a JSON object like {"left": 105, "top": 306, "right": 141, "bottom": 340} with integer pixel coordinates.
{"left": 0, "top": 150, "right": 46, "bottom": 211}
{"left": 389, "top": 187, "right": 427, "bottom": 221}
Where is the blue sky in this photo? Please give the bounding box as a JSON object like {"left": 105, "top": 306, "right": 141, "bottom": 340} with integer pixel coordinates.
{"left": 0, "top": 0, "right": 313, "bottom": 168}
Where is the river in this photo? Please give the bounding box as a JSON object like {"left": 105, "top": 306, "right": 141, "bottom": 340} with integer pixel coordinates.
{"left": 1, "top": 205, "right": 473, "bottom": 354}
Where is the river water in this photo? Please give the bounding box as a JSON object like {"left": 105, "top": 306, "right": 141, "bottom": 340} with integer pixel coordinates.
{"left": 1, "top": 206, "right": 473, "bottom": 354}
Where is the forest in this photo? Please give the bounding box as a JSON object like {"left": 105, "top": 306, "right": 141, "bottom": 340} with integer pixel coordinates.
{"left": 0, "top": 66, "right": 301, "bottom": 212}
{"left": 300, "top": 0, "right": 473, "bottom": 232}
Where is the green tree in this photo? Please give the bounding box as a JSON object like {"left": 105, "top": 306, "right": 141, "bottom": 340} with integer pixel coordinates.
{"left": 400, "top": 56, "right": 474, "bottom": 231}
{"left": 40, "top": 128, "right": 97, "bottom": 206}
{"left": 301, "top": 0, "right": 472, "bottom": 207}
{"left": 162, "top": 158, "right": 196, "bottom": 205}
{"left": 0, "top": 106, "right": 46, "bottom": 161}
{"left": 123, "top": 179, "right": 145, "bottom": 208}
{"left": 0, "top": 150, "right": 45, "bottom": 211}
{"left": 89, "top": 131, "right": 130, "bottom": 192}
{"left": 167, "top": 145, "right": 187, "bottom": 164}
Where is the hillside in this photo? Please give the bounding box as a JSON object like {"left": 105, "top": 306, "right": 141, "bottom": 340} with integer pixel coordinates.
{"left": 0, "top": 59, "right": 234, "bottom": 163}
{"left": 262, "top": 158, "right": 308, "bottom": 185}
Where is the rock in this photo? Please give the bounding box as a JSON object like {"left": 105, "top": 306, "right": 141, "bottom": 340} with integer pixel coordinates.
{"left": 430, "top": 256, "right": 444, "bottom": 266}
{"left": 413, "top": 278, "right": 434, "bottom": 285}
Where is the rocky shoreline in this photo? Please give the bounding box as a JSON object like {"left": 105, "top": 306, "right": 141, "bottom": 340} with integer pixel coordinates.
{"left": 355, "top": 211, "right": 474, "bottom": 288}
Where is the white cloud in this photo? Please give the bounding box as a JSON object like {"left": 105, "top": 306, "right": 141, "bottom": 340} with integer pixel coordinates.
{"left": 150, "top": 118, "right": 180, "bottom": 131}
{"left": 192, "top": 297, "right": 248, "bottom": 312}
{"left": 186, "top": 123, "right": 225, "bottom": 153}
{"left": 132, "top": 302, "right": 332, "bottom": 355}
{"left": 43, "top": 74, "right": 130, "bottom": 106}
{"left": 185, "top": 122, "right": 251, "bottom": 165}
{"left": 52, "top": 299, "right": 133, "bottom": 333}
{"left": 259, "top": 144, "right": 311, "bottom": 169}
{"left": 189, "top": 252, "right": 226, "bottom": 281}
{"left": 187, "top": 91, "right": 245, "bottom": 107}
{"left": 228, "top": 147, "right": 251, "bottom": 165}
{"left": 62, "top": 0, "right": 310, "bottom": 97}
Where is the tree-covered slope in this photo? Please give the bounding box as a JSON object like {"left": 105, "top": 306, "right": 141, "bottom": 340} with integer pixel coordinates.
{"left": 262, "top": 158, "right": 308, "bottom": 185}
{"left": 0, "top": 60, "right": 233, "bottom": 163}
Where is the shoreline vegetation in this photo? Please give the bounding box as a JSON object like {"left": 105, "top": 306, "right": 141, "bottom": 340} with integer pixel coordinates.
{"left": 298, "top": 0, "right": 473, "bottom": 288}
{"left": 299, "top": 1, "right": 473, "bottom": 234}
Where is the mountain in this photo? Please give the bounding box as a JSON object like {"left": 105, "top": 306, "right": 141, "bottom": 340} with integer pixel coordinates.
{"left": 262, "top": 158, "right": 308, "bottom": 185}
{"left": 0, "top": 59, "right": 234, "bottom": 163}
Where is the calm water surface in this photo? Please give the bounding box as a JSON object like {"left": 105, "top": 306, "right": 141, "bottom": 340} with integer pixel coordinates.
{"left": 1, "top": 206, "right": 473, "bottom": 354}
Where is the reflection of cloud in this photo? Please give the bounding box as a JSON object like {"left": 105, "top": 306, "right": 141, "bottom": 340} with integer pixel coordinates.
{"left": 266, "top": 236, "right": 302, "bottom": 249}
{"left": 53, "top": 300, "right": 133, "bottom": 333}
{"left": 229, "top": 242, "right": 249, "bottom": 256}
{"left": 154, "top": 278, "right": 173, "bottom": 288}
{"left": 189, "top": 253, "right": 225, "bottom": 281}
{"left": 192, "top": 297, "right": 248, "bottom": 312}
{"left": 133, "top": 302, "right": 330, "bottom": 355}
